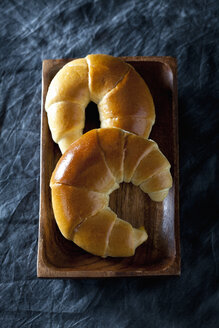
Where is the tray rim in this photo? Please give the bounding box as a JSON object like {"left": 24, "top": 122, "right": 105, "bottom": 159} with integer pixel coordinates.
{"left": 37, "top": 56, "right": 180, "bottom": 278}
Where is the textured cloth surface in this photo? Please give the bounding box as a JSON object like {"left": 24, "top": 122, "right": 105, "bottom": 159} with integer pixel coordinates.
{"left": 0, "top": 0, "right": 218, "bottom": 327}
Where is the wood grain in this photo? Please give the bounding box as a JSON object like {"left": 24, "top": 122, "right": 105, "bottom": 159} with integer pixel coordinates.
{"left": 37, "top": 56, "right": 180, "bottom": 278}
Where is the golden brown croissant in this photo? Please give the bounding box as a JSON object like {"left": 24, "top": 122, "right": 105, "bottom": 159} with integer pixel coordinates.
{"left": 45, "top": 54, "right": 155, "bottom": 153}
{"left": 50, "top": 128, "right": 172, "bottom": 257}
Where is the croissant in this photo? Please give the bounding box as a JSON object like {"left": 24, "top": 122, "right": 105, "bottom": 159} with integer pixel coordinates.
{"left": 50, "top": 128, "right": 172, "bottom": 257}
{"left": 45, "top": 54, "right": 155, "bottom": 153}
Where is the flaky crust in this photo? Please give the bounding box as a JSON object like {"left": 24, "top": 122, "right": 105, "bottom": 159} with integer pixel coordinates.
{"left": 50, "top": 128, "right": 172, "bottom": 257}
{"left": 51, "top": 184, "right": 109, "bottom": 240}
{"left": 45, "top": 54, "right": 155, "bottom": 153}
{"left": 50, "top": 129, "right": 118, "bottom": 193}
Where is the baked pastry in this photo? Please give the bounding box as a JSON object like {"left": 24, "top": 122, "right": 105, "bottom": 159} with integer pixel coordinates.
{"left": 50, "top": 128, "right": 172, "bottom": 257}
{"left": 45, "top": 54, "right": 155, "bottom": 153}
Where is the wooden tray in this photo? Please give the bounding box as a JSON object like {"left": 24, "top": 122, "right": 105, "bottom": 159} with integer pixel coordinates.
{"left": 37, "top": 56, "right": 180, "bottom": 278}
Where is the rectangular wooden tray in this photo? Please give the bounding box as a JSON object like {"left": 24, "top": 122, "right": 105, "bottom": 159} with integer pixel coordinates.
{"left": 37, "top": 56, "right": 180, "bottom": 278}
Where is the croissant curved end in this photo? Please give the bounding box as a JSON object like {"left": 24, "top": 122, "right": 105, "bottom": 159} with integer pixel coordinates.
{"left": 133, "top": 226, "right": 148, "bottom": 249}
{"left": 147, "top": 190, "right": 170, "bottom": 202}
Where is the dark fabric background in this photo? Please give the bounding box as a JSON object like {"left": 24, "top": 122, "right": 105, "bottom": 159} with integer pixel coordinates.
{"left": 0, "top": 0, "right": 218, "bottom": 327}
